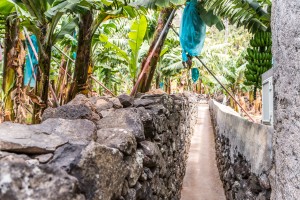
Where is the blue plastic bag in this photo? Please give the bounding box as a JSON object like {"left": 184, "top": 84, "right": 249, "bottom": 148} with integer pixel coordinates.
{"left": 24, "top": 35, "right": 38, "bottom": 87}
{"left": 180, "top": 0, "right": 206, "bottom": 62}
{"left": 191, "top": 68, "right": 200, "bottom": 83}
{"left": 159, "top": 82, "right": 164, "bottom": 89}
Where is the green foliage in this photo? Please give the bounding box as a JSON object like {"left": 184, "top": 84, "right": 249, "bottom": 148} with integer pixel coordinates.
{"left": 99, "top": 34, "right": 129, "bottom": 62}
{"left": 128, "top": 15, "right": 147, "bottom": 80}
{"left": 199, "top": 25, "right": 251, "bottom": 94}
{"left": 0, "top": 1, "right": 16, "bottom": 16}
{"left": 197, "top": 1, "right": 224, "bottom": 31}
{"left": 205, "top": 0, "right": 271, "bottom": 33}
{"left": 244, "top": 31, "right": 272, "bottom": 93}
{"left": 130, "top": 0, "right": 185, "bottom": 9}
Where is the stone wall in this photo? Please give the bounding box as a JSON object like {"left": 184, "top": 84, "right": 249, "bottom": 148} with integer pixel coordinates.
{"left": 0, "top": 93, "right": 198, "bottom": 200}
{"left": 272, "top": 1, "right": 300, "bottom": 199}
{"left": 209, "top": 100, "right": 273, "bottom": 200}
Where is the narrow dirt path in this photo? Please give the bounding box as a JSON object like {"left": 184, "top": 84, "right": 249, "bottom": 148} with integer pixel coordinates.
{"left": 181, "top": 104, "right": 226, "bottom": 200}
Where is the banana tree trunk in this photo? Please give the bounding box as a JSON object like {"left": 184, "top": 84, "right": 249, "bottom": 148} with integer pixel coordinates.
{"left": 69, "top": 10, "right": 93, "bottom": 100}
{"left": 155, "top": 74, "right": 160, "bottom": 89}
{"left": 137, "top": 8, "right": 174, "bottom": 93}
{"left": 3, "top": 17, "right": 25, "bottom": 121}
{"left": 56, "top": 46, "right": 68, "bottom": 103}
{"left": 167, "top": 78, "right": 171, "bottom": 94}
{"left": 198, "top": 78, "right": 202, "bottom": 94}
{"left": 33, "top": 27, "right": 52, "bottom": 123}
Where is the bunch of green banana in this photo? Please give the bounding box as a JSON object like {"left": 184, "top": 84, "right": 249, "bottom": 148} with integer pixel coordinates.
{"left": 244, "top": 31, "right": 272, "bottom": 89}
{"left": 0, "top": 15, "right": 6, "bottom": 38}
{"left": 250, "top": 31, "right": 272, "bottom": 47}
{"left": 246, "top": 49, "right": 272, "bottom": 61}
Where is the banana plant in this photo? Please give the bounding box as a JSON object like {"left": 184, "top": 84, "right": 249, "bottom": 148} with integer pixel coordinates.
{"left": 205, "top": 0, "right": 271, "bottom": 33}
{"left": 128, "top": 15, "right": 148, "bottom": 82}
{"left": 0, "top": 0, "right": 88, "bottom": 122}
{"left": 67, "top": 0, "right": 139, "bottom": 100}
{"left": 98, "top": 15, "right": 148, "bottom": 84}
{"left": 1, "top": 14, "right": 26, "bottom": 121}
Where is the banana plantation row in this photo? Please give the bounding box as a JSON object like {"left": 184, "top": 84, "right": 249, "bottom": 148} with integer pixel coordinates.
{"left": 0, "top": 0, "right": 272, "bottom": 124}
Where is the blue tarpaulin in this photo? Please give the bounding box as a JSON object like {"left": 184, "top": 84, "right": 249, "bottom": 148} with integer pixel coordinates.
{"left": 180, "top": 0, "right": 206, "bottom": 62}
{"left": 24, "top": 35, "right": 38, "bottom": 87}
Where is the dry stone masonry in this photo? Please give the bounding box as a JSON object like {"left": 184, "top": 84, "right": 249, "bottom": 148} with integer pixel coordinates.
{"left": 0, "top": 93, "right": 198, "bottom": 200}
{"left": 210, "top": 100, "right": 273, "bottom": 200}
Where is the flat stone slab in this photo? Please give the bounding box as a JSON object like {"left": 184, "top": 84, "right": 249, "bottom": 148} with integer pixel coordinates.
{"left": 38, "top": 118, "right": 96, "bottom": 145}
{"left": 0, "top": 122, "right": 67, "bottom": 154}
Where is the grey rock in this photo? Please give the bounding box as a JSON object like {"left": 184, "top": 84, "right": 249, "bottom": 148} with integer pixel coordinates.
{"left": 146, "top": 104, "right": 168, "bottom": 115}
{"left": 144, "top": 167, "right": 153, "bottom": 180}
{"left": 118, "top": 94, "right": 134, "bottom": 108}
{"left": 140, "top": 94, "right": 165, "bottom": 99}
{"left": 122, "top": 180, "right": 129, "bottom": 196}
{"left": 99, "top": 108, "right": 115, "bottom": 118}
{"left": 0, "top": 151, "right": 31, "bottom": 160}
{"left": 140, "top": 141, "right": 164, "bottom": 168}
{"left": 34, "top": 153, "right": 53, "bottom": 163}
{"left": 42, "top": 104, "right": 100, "bottom": 122}
{"left": 0, "top": 156, "right": 85, "bottom": 200}
{"left": 71, "top": 142, "right": 128, "bottom": 200}
{"left": 49, "top": 143, "right": 86, "bottom": 172}
{"left": 109, "top": 97, "right": 123, "bottom": 109}
{"left": 133, "top": 98, "right": 156, "bottom": 107}
{"left": 125, "top": 189, "right": 136, "bottom": 200}
{"left": 126, "top": 150, "right": 144, "bottom": 187}
{"left": 96, "top": 128, "right": 137, "bottom": 155}
{"left": 97, "top": 108, "right": 145, "bottom": 142}
{"left": 139, "top": 171, "right": 147, "bottom": 181}
{"left": 0, "top": 122, "right": 67, "bottom": 154}
{"left": 137, "top": 107, "right": 155, "bottom": 139}
{"left": 39, "top": 118, "right": 96, "bottom": 145}
{"left": 94, "top": 98, "right": 114, "bottom": 113}
{"left": 69, "top": 94, "right": 95, "bottom": 110}
{"left": 137, "top": 181, "right": 153, "bottom": 200}
{"left": 259, "top": 174, "right": 271, "bottom": 190}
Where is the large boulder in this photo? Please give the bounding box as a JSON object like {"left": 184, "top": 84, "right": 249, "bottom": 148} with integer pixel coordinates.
{"left": 70, "top": 142, "right": 129, "bottom": 200}
{"left": 97, "top": 108, "right": 145, "bottom": 142}
{"left": 0, "top": 156, "right": 85, "bottom": 200}
{"left": 0, "top": 117, "right": 96, "bottom": 155}
{"left": 0, "top": 122, "right": 67, "bottom": 154}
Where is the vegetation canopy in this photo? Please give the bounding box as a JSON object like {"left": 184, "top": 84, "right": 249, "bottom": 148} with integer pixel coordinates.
{"left": 0, "top": 0, "right": 272, "bottom": 123}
